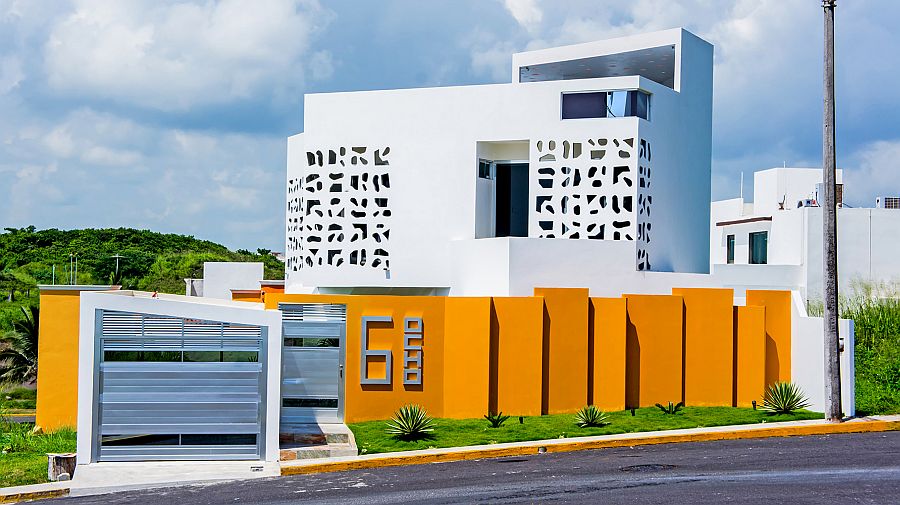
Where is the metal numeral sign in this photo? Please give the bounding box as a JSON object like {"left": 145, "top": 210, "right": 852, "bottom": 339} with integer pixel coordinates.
{"left": 403, "top": 318, "right": 423, "bottom": 385}
{"left": 359, "top": 315, "right": 424, "bottom": 386}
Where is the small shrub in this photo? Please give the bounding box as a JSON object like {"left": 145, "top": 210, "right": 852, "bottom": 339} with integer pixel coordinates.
{"left": 761, "top": 382, "right": 810, "bottom": 414}
{"left": 655, "top": 401, "right": 685, "bottom": 415}
{"left": 385, "top": 404, "right": 435, "bottom": 440}
{"left": 0, "top": 420, "right": 31, "bottom": 453}
{"left": 574, "top": 405, "right": 609, "bottom": 428}
{"left": 484, "top": 411, "right": 510, "bottom": 428}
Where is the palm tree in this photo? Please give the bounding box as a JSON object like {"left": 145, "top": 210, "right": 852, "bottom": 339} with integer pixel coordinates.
{"left": 0, "top": 306, "right": 39, "bottom": 384}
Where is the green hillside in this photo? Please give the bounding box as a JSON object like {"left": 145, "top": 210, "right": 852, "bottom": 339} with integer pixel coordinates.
{"left": 0, "top": 226, "right": 283, "bottom": 331}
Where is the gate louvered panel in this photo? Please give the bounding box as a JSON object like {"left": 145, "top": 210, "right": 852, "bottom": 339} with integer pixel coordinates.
{"left": 101, "top": 310, "right": 262, "bottom": 352}
{"left": 279, "top": 303, "right": 346, "bottom": 322}
{"left": 96, "top": 310, "right": 266, "bottom": 462}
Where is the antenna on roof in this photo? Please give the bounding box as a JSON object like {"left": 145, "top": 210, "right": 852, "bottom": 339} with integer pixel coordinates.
{"left": 740, "top": 171, "right": 744, "bottom": 200}
{"left": 783, "top": 160, "right": 787, "bottom": 168}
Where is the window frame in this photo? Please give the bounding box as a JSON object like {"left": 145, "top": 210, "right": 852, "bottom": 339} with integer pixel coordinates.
{"left": 726, "top": 234, "right": 735, "bottom": 264}
{"left": 560, "top": 89, "right": 651, "bottom": 121}
{"left": 749, "top": 231, "right": 768, "bottom": 265}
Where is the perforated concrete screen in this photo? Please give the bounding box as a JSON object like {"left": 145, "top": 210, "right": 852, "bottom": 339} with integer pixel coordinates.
{"left": 532, "top": 137, "right": 637, "bottom": 241}
{"left": 287, "top": 146, "right": 392, "bottom": 274}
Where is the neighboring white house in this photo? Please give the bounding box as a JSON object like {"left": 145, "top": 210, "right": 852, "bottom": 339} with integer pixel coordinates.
{"left": 711, "top": 167, "right": 900, "bottom": 301}
{"left": 286, "top": 28, "right": 713, "bottom": 296}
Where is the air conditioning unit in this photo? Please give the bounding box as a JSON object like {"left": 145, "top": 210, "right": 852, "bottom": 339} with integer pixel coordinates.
{"left": 876, "top": 196, "right": 900, "bottom": 209}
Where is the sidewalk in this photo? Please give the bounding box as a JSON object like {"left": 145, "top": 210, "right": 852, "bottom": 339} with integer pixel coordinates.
{"left": 2, "top": 415, "right": 897, "bottom": 503}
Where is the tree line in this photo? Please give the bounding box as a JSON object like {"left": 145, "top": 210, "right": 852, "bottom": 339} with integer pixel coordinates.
{"left": 0, "top": 226, "right": 283, "bottom": 330}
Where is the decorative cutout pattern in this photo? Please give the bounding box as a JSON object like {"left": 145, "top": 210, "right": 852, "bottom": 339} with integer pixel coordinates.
{"left": 532, "top": 137, "right": 636, "bottom": 240}
{"left": 636, "top": 139, "right": 652, "bottom": 271}
{"left": 286, "top": 146, "right": 392, "bottom": 272}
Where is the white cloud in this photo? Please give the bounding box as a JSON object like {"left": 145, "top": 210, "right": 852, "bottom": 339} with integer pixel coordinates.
{"left": 81, "top": 145, "right": 141, "bottom": 166}
{"left": 308, "top": 50, "right": 335, "bottom": 81}
{"left": 0, "top": 55, "right": 23, "bottom": 93}
{"left": 43, "top": 0, "right": 334, "bottom": 111}
{"left": 39, "top": 109, "right": 144, "bottom": 166}
{"left": 43, "top": 126, "right": 75, "bottom": 157}
{"left": 502, "top": 0, "right": 542, "bottom": 33}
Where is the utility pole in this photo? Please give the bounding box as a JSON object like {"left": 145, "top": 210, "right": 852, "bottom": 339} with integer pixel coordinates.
{"left": 822, "top": 0, "right": 842, "bottom": 422}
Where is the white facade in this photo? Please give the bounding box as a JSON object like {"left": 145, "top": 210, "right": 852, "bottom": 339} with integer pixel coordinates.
{"left": 286, "top": 28, "right": 713, "bottom": 295}
{"left": 712, "top": 167, "right": 900, "bottom": 300}
{"left": 201, "top": 262, "right": 264, "bottom": 300}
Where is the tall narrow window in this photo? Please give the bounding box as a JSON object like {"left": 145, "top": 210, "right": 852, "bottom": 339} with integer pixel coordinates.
{"left": 726, "top": 234, "right": 735, "bottom": 264}
{"left": 749, "top": 231, "right": 768, "bottom": 264}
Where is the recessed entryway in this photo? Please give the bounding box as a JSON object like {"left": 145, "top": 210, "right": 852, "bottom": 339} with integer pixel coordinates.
{"left": 475, "top": 140, "right": 530, "bottom": 239}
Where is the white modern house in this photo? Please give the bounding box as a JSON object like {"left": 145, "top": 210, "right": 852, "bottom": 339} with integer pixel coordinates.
{"left": 37, "top": 30, "right": 863, "bottom": 478}
{"left": 286, "top": 28, "right": 713, "bottom": 296}
{"left": 711, "top": 167, "right": 900, "bottom": 301}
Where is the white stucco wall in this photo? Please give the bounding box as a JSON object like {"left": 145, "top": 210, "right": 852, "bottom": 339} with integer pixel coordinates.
{"left": 753, "top": 168, "right": 844, "bottom": 215}
{"left": 76, "top": 291, "right": 283, "bottom": 465}
{"left": 804, "top": 208, "right": 900, "bottom": 299}
{"left": 790, "top": 292, "right": 855, "bottom": 416}
{"left": 202, "top": 262, "right": 264, "bottom": 300}
{"left": 710, "top": 197, "right": 744, "bottom": 264}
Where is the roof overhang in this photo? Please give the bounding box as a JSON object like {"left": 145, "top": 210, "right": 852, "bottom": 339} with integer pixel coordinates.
{"left": 715, "top": 216, "right": 773, "bottom": 227}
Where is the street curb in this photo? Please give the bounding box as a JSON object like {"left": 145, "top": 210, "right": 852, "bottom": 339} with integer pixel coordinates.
{"left": 0, "top": 488, "right": 69, "bottom": 504}
{"left": 280, "top": 419, "right": 900, "bottom": 476}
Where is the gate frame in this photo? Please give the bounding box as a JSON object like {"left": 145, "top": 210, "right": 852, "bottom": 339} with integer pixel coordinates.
{"left": 77, "top": 291, "right": 283, "bottom": 465}
{"left": 279, "top": 303, "right": 347, "bottom": 425}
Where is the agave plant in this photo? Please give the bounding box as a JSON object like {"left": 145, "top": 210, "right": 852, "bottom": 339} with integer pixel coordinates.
{"left": 655, "top": 401, "right": 685, "bottom": 415}
{"left": 484, "top": 411, "right": 510, "bottom": 428}
{"left": 575, "top": 405, "right": 609, "bottom": 428}
{"left": 385, "top": 404, "right": 435, "bottom": 440}
{"left": 761, "top": 382, "right": 811, "bottom": 414}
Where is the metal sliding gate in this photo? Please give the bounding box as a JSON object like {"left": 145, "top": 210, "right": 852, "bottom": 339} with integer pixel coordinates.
{"left": 94, "top": 310, "right": 267, "bottom": 462}
{"left": 279, "top": 303, "right": 346, "bottom": 424}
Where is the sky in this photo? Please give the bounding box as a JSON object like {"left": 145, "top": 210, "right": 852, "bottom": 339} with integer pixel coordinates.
{"left": 1, "top": 0, "right": 898, "bottom": 251}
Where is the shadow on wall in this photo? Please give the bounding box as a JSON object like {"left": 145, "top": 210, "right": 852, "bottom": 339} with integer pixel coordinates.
{"left": 541, "top": 303, "right": 551, "bottom": 415}
{"left": 625, "top": 316, "right": 641, "bottom": 409}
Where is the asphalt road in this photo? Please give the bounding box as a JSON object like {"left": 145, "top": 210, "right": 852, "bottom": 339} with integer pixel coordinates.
{"left": 45, "top": 431, "right": 900, "bottom": 504}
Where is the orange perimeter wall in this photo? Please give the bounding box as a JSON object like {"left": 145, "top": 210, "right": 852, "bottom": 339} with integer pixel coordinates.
{"left": 746, "top": 290, "right": 792, "bottom": 385}
{"left": 674, "top": 288, "right": 735, "bottom": 406}
{"left": 269, "top": 287, "right": 792, "bottom": 421}
{"left": 36, "top": 287, "right": 793, "bottom": 429}
{"left": 35, "top": 290, "right": 82, "bottom": 430}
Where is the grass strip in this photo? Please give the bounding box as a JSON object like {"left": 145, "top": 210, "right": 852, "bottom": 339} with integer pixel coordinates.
{"left": 350, "top": 406, "right": 821, "bottom": 455}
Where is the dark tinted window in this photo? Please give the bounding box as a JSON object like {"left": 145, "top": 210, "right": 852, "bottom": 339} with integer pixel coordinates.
{"left": 562, "top": 90, "right": 650, "bottom": 120}
{"left": 562, "top": 92, "right": 607, "bottom": 119}
{"left": 726, "top": 234, "right": 735, "bottom": 264}
{"left": 749, "top": 231, "right": 768, "bottom": 264}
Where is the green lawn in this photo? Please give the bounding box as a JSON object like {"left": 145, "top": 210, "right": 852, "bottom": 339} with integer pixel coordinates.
{"left": 1, "top": 387, "right": 37, "bottom": 414}
{"left": 349, "top": 407, "right": 822, "bottom": 455}
{"left": 0, "top": 421, "right": 76, "bottom": 488}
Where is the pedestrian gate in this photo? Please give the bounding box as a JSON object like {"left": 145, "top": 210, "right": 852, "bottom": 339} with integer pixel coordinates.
{"left": 94, "top": 310, "right": 267, "bottom": 461}
{"left": 279, "top": 303, "right": 346, "bottom": 424}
